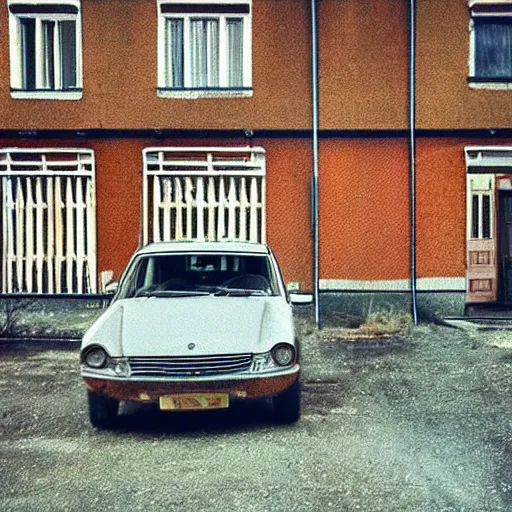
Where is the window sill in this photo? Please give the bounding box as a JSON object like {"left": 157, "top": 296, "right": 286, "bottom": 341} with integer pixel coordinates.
{"left": 157, "top": 88, "right": 253, "bottom": 99}
{"left": 10, "top": 89, "right": 83, "bottom": 100}
{"left": 468, "top": 78, "right": 512, "bottom": 90}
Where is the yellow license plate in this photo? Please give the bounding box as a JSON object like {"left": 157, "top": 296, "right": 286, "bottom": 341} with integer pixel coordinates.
{"left": 159, "top": 393, "right": 229, "bottom": 411}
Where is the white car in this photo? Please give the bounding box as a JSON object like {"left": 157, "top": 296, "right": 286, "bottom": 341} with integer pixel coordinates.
{"left": 80, "top": 241, "right": 311, "bottom": 429}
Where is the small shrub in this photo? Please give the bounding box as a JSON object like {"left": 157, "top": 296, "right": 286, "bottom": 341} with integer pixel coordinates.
{"left": 0, "top": 300, "right": 36, "bottom": 338}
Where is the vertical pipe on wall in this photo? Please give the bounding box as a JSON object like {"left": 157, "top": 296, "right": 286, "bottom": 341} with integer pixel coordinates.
{"left": 409, "top": 0, "right": 419, "bottom": 325}
{"left": 311, "top": 0, "right": 320, "bottom": 328}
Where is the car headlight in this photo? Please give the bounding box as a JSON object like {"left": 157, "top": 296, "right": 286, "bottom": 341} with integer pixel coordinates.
{"left": 271, "top": 344, "right": 296, "bottom": 366}
{"left": 82, "top": 347, "right": 109, "bottom": 369}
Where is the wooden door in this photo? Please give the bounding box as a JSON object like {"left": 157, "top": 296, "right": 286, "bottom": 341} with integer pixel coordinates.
{"left": 466, "top": 174, "right": 497, "bottom": 303}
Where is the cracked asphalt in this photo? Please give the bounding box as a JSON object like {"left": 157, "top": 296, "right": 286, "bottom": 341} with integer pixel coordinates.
{"left": 1, "top": 322, "right": 512, "bottom": 511}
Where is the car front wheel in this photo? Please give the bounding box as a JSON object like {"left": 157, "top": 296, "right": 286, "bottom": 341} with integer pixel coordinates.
{"left": 88, "top": 391, "right": 119, "bottom": 429}
{"left": 272, "top": 379, "right": 301, "bottom": 424}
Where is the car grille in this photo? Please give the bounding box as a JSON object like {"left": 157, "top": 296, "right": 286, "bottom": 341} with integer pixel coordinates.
{"left": 127, "top": 354, "right": 253, "bottom": 377}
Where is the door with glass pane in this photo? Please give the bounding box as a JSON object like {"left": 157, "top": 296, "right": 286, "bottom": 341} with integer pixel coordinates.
{"left": 466, "top": 174, "right": 497, "bottom": 303}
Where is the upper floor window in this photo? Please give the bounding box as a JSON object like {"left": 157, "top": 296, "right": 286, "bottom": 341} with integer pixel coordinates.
{"left": 469, "top": 0, "right": 512, "bottom": 89}
{"left": 8, "top": 0, "right": 83, "bottom": 100}
{"left": 157, "top": 1, "right": 252, "bottom": 98}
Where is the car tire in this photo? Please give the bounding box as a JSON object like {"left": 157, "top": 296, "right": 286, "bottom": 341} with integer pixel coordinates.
{"left": 88, "top": 391, "right": 119, "bottom": 429}
{"left": 272, "top": 379, "right": 301, "bottom": 424}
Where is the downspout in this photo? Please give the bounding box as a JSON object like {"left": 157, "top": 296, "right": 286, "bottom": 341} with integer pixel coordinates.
{"left": 409, "top": 0, "right": 419, "bottom": 324}
{"left": 311, "top": 0, "right": 320, "bottom": 328}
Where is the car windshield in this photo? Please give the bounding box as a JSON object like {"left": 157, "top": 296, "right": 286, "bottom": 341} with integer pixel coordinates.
{"left": 117, "top": 253, "right": 280, "bottom": 299}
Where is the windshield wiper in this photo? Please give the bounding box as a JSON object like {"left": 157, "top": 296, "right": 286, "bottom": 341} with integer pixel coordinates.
{"left": 137, "top": 290, "right": 210, "bottom": 298}
{"left": 213, "top": 287, "right": 267, "bottom": 297}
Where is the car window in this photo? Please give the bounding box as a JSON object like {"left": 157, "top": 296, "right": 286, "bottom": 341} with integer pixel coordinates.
{"left": 117, "top": 253, "right": 280, "bottom": 299}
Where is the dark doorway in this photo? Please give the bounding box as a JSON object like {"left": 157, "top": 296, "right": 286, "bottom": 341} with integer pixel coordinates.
{"left": 499, "top": 192, "right": 512, "bottom": 303}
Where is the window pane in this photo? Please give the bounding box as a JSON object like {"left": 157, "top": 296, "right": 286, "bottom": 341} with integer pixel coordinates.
{"left": 42, "top": 21, "right": 55, "bottom": 89}
{"left": 475, "top": 20, "right": 512, "bottom": 78}
{"left": 227, "top": 19, "right": 243, "bottom": 87}
{"left": 20, "top": 18, "right": 36, "bottom": 90}
{"left": 166, "top": 19, "right": 184, "bottom": 87}
{"left": 207, "top": 19, "right": 219, "bottom": 86}
{"left": 472, "top": 195, "right": 479, "bottom": 239}
{"left": 482, "top": 195, "right": 491, "bottom": 238}
{"left": 59, "top": 21, "right": 77, "bottom": 89}
{"left": 191, "top": 19, "right": 207, "bottom": 87}
{"left": 190, "top": 18, "right": 218, "bottom": 87}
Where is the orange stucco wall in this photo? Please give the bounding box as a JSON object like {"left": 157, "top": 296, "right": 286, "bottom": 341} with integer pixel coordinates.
{"left": 416, "top": 1, "right": 512, "bottom": 129}
{"left": 317, "top": 137, "right": 511, "bottom": 284}
{"left": 416, "top": 138, "right": 467, "bottom": 279}
{"left": 102, "top": 136, "right": 512, "bottom": 291}
{"left": 319, "top": 0, "right": 408, "bottom": 130}
{"left": 261, "top": 138, "right": 313, "bottom": 290}
{"left": 416, "top": 138, "right": 512, "bottom": 280}
{"left": 0, "top": 0, "right": 312, "bottom": 130}
{"left": 1, "top": 0, "right": 511, "bottom": 131}
{"left": 95, "top": 137, "right": 313, "bottom": 288}
{"left": 0, "top": 137, "right": 313, "bottom": 289}
{"left": 6, "top": 135, "right": 512, "bottom": 293}
{"left": 319, "top": 138, "right": 410, "bottom": 281}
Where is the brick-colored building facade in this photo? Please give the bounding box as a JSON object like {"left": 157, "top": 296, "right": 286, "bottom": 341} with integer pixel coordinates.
{"left": 1, "top": 0, "right": 512, "bottom": 320}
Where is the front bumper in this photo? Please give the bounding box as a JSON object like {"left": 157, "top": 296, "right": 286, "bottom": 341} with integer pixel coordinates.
{"left": 82, "top": 366, "right": 299, "bottom": 402}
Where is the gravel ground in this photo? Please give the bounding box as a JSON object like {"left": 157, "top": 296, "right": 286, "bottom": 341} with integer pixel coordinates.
{"left": 1, "top": 321, "right": 512, "bottom": 511}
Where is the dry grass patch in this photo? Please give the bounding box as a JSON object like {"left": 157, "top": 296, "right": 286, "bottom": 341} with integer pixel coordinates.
{"left": 320, "top": 311, "right": 413, "bottom": 342}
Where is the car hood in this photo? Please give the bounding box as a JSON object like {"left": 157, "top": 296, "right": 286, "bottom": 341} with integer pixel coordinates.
{"left": 82, "top": 295, "right": 295, "bottom": 357}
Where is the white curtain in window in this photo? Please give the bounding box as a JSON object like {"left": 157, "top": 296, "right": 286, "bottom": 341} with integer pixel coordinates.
{"left": 166, "top": 19, "right": 184, "bottom": 87}
{"left": 227, "top": 19, "right": 243, "bottom": 87}
{"left": 475, "top": 21, "right": 512, "bottom": 77}
{"left": 207, "top": 19, "right": 219, "bottom": 87}
{"left": 42, "top": 21, "right": 55, "bottom": 89}
{"left": 190, "top": 19, "right": 219, "bottom": 87}
{"left": 190, "top": 19, "right": 206, "bottom": 87}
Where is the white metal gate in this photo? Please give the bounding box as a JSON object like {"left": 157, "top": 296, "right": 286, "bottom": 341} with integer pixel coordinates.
{"left": 0, "top": 149, "right": 97, "bottom": 294}
{"left": 142, "top": 147, "right": 266, "bottom": 245}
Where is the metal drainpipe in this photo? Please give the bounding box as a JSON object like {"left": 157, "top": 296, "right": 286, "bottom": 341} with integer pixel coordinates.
{"left": 311, "top": 0, "right": 320, "bottom": 328}
{"left": 409, "top": 0, "right": 419, "bottom": 325}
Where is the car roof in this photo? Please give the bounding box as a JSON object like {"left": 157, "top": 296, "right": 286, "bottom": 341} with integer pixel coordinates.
{"left": 135, "top": 241, "right": 270, "bottom": 256}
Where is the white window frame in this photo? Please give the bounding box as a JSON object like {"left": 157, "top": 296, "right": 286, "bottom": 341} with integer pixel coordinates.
{"left": 465, "top": 145, "right": 512, "bottom": 170}
{"left": 8, "top": 0, "right": 83, "bottom": 100}
{"left": 469, "top": 0, "right": 512, "bottom": 89}
{"left": 157, "top": 0, "right": 253, "bottom": 99}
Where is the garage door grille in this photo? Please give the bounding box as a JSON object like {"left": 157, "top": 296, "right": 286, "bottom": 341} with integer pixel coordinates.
{"left": 0, "top": 149, "right": 97, "bottom": 294}
{"left": 142, "top": 147, "right": 266, "bottom": 245}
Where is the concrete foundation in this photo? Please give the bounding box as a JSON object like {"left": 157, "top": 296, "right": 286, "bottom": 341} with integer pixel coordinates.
{"left": 318, "top": 291, "right": 466, "bottom": 327}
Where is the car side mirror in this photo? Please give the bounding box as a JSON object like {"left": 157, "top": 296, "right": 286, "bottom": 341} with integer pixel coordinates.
{"left": 105, "top": 282, "right": 118, "bottom": 295}
{"left": 289, "top": 293, "right": 313, "bottom": 305}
